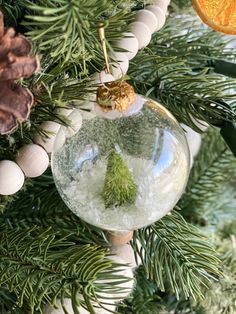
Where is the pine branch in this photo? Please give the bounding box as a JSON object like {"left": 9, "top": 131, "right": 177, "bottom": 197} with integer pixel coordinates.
{"left": 0, "top": 226, "right": 130, "bottom": 313}
{"left": 1, "top": 171, "right": 108, "bottom": 247}
{"left": 169, "top": 223, "right": 236, "bottom": 314}
{"left": 0, "top": 286, "right": 31, "bottom": 314}
{"left": 19, "top": 0, "right": 135, "bottom": 71}
{"left": 118, "top": 267, "right": 165, "bottom": 314}
{"left": 180, "top": 127, "right": 236, "bottom": 223}
{"left": 1, "top": 173, "right": 222, "bottom": 305}
{"left": 200, "top": 221, "right": 236, "bottom": 314}
{"left": 0, "top": 1, "right": 24, "bottom": 26}
{"left": 129, "top": 15, "right": 236, "bottom": 131}
{"left": 131, "top": 210, "right": 221, "bottom": 301}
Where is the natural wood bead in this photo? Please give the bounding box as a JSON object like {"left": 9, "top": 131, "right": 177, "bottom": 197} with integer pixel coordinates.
{"left": 153, "top": 0, "right": 170, "bottom": 12}
{"left": 56, "top": 107, "right": 74, "bottom": 117}
{"left": 33, "top": 121, "right": 61, "bottom": 153}
{"left": 114, "top": 32, "right": 139, "bottom": 60}
{"left": 110, "top": 244, "right": 136, "bottom": 267}
{"left": 146, "top": 5, "right": 166, "bottom": 31}
{"left": 0, "top": 160, "right": 24, "bottom": 195}
{"left": 135, "top": 9, "right": 158, "bottom": 34}
{"left": 107, "top": 231, "right": 133, "bottom": 245}
{"left": 130, "top": 21, "right": 152, "bottom": 49}
{"left": 16, "top": 144, "right": 49, "bottom": 178}
{"left": 110, "top": 51, "right": 129, "bottom": 79}
{"left": 65, "top": 109, "right": 83, "bottom": 138}
{"left": 181, "top": 124, "right": 202, "bottom": 161}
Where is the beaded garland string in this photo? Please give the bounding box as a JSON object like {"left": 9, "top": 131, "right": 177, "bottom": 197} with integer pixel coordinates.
{"left": 0, "top": 0, "right": 171, "bottom": 197}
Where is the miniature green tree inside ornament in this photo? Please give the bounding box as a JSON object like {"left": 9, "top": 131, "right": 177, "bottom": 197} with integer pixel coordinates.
{"left": 52, "top": 81, "right": 190, "bottom": 231}
{"left": 102, "top": 150, "right": 137, "bottom": 208}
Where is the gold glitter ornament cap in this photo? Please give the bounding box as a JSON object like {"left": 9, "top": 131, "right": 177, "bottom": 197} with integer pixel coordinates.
{"left": 96, "top": 81, "right": 136, "bottom": 112}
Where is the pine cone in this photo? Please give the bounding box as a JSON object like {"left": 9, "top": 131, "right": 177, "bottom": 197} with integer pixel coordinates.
{"left": 0, "top": 11, "right": 40, "bottom": 135}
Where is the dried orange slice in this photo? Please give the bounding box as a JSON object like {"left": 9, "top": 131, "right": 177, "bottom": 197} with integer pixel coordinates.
{"left": 192, "top": 0, "right": 236, "bottom": 34}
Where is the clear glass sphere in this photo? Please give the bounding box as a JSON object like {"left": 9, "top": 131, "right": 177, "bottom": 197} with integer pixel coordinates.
{"left": 52, "top": 96, "right": 190, "bottom": 231}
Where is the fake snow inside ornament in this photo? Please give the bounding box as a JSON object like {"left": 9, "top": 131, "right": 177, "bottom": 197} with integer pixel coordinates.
{"left": 52, "top": 81, "right": 190, "bottom": 231}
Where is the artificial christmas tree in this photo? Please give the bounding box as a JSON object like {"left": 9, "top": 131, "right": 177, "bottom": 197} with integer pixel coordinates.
{"left": 0, "top": 0, "right": 236, "bottom": 313}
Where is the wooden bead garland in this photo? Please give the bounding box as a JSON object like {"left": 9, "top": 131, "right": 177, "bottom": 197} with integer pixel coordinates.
{"left": 146, "top": 5, "right": 166, "bottom": 31}
{"left": 0, "top": 160, "right": 24, "bottom": 195}
{"left": 33, "top": 121, "right": 61, "bottom": 153}
{"left": 111, "top": 0, "right": 169, "bottom": 73}
{"left": 153, "top": 0, "right": 170, "bottom": 11}
{"left": 110, "top": 244, "right": 136, "bottom": 268}
{"left": 64, "top": 109, "right": 83, "bottom": 138}
{"left": 107, "top": 231, "right": 134, "bottom": 245}
{"left": 110, "top": 51, "right": 129, "bottom": 79}
{"left": 0, "top": 1, "right": 170, "bottom": 196}
{"left": 114, "top": 32, "right": 139, "bottom": 60}
{"left": 130, "top": 21, "right": 152, "bottom": 49}
{"left": 135, "top": 9, "right": 158, "bottom": 33}
{"left": 16, "top": 144, "right": 49, "bottom": 178}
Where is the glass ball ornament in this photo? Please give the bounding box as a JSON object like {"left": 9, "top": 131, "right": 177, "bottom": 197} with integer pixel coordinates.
{"left": 52, "top": 93, "right": 190, "bottom": 232}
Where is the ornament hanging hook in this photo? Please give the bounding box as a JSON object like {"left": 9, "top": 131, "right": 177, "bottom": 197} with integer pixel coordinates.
{"left": 98, "top": 24, "right": 111, "bottom": 75}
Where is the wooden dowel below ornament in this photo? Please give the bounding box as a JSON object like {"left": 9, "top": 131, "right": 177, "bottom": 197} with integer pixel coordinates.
{"left": 107, "top": 231, "right": 133, "bottom": 245}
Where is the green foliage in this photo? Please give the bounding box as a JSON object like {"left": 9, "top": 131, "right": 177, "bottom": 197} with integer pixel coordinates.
{"left": 171, "top": 0, "right": 192, "bottom": 10}
{"left": 163, "top": 223, "right": 236, "bottom": 314}
{"left": 1, "top": 171, "right": 108, "bottom": 247}
{"left": 1, "top": 1, "right": 236, "bottom": 313}
{"left": 102, "top": 151, "right": 137, "bottom": 208}
{"left": 219, "top": 220, "right": 236, "bottom": 239}
{"left": 0, "top": 0, "right": 23, "bottom": 26}
{"left": 0, "top": 287, "right": 31, "bottom": 314}
{"left": 203, "top": 238, "right": 236, "bottom": 314}
{"left": 132, "top": 210, "right": 221, "bottom": 301}
{"left": 118, "top": 267, "right": 165, "bottom": 314}
{"left": 129, "top": 15, "right": 236, "bottom": 131}
{"left": 20, "top": 0, "right": 135, "bottom": 71}
{"left": 180, "top": 127, "right": 236, "bottom": 223}
{"left": 0, "top": 226, "right": 131, "bottom": 313}
{"left": 1, "top": 172, "right": 222, "bottom": 312}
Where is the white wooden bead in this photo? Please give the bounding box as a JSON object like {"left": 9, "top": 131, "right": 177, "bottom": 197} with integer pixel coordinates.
{"left": 44, "top": 298, "right": 116, "bottom": 314}
{"left": 79, "top": 303, "right": 116, "bottom": 314}
{"left": 52, "top": 127, "right": 66, "bottom": 152}
{"left": 16, "top": 144, "right": 49, "bottom": 178}
{"left": 105, "top": 255, "right": 134, "bottom": 300}
{"left": 79, "top": 99, "right": 96, "bottom": 113}
{"left": 135, "top": 9, "right": 158, "bottom": 34}
{"left": 181, "top": 124, "right": 201, "bottom": 167}
{"left": 130, "top": 21, "right": 152, "bottom": 49}
{"left": 110, "top": 52, "right": 129, "bottom": 80}
{"left": 153, "top": 0, "right": 170, "bottom": 12}
{"left": 114, "top": 32, "right": 139, "bottom": 60}
{"left": 80, "top": 108, "right": 96, "bottom": 121}
{"left": 190, "top": 115, "right": 209, "bottom": 132}
{"left": 65, "top": 109, "right": 83, "bottom": 138}
{"left": 146, "top": 5, "right": 166, "bottom": 31}
{"left": 44, "top": 299, "right": 72, "bottom": 314}
{"left": 0, "top": 160, "right": 24, "bottom": 195}
{"left": 56, "top": 107, "right": 74, "bottom": 117}
{"left": 34, "top": 121, "right": 61, "bottom": 153}
{"left": 110, "top": 244, "right": 136, "bottom": 268}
